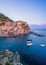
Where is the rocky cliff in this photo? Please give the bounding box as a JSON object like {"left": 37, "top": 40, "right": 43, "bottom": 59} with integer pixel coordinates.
{"left": 0, "top": 49, "right": 23, "bottom": 65}
{"left": 0, "top": 13, "right": 31, "bottom": 37}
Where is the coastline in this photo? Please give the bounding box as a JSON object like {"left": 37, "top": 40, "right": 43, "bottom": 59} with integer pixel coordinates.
{"left": 0, "top": 31, "right": 45, "bottom": 38}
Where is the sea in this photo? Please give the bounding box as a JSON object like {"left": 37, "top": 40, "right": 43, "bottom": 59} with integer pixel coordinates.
{"left": 0, "top": 29, "right": 46, "bottom": 65}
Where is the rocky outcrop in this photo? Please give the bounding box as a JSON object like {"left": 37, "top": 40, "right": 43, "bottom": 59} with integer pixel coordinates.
{"left": 30, "top": 31, "right": 45, "bottom": 37}
{"left": 0, "top": 49, "right": 23, "bottom": 65}
{"left": 0, "top": 13, "right": 31, "bottom": 37}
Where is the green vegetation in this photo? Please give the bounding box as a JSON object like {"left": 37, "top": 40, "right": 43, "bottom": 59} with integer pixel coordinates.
{"left": 0, "top": 13, "right": 7, "bottom": 20}
{"left": 0, "top": 13, "right": 13, "bottom": 22}
{"left": 6, "top": 62, "right": 13, "bottom": 65}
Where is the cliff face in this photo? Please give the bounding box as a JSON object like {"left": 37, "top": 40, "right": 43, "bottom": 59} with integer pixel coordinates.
{"left": 0, "top": 13, "right": 31, "bottom": 37}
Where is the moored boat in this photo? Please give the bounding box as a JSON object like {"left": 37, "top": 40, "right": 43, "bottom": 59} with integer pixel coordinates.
{"left": 27, "top": 38, "right": 32, "bottom": 41}
{"left": 27, "top": 43, "right": 32, "bottom": 46}
{"left": 40, "top": 44, "right": 45, "bottom": 47}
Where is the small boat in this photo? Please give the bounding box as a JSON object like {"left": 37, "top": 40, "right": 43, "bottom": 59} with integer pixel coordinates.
{"left": 27, "top": 38, "right": 32, "bottom": 41}
{"left": 27, "top": 43, "right": 32, "bottom": 46}
{"left": 40, "top": 44, "right": 45, "bottom": 47}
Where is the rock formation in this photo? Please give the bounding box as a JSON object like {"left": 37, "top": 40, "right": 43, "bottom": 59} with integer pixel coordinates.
{"left": 0, "top": 49, "right": 23, "bottom": 65}
{"left": 0, "top": 13, "right": 31, "bottom": 37}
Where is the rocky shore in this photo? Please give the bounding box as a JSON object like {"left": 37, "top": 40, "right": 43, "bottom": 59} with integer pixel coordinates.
{"left": 30, "top": 31, "right": 45, "bottom": 37}
{"left": 0, "top": 49, "right": 23, "bottom": 65}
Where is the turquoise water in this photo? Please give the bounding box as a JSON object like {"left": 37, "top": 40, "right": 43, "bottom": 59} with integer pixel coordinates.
{"left": 0, "top": 29, "right": 46, "bottom": 65}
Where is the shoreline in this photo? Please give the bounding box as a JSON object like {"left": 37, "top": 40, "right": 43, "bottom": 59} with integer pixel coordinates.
{"left": 0, "top": 31, "right": 45, "bottom": 38}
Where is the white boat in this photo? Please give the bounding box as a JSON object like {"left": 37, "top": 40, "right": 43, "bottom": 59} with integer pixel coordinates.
{"left": 27, "top": 43, "right": 32, "bottom": 46}
{"left": 40, "top": 44, "right": 45, "bottom": 47}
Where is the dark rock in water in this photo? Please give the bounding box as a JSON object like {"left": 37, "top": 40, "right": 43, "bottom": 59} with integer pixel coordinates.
{"left": 30, "top": 31, "right": 45, "bottom": 37}
{"left": 36, "top": 34, "right": 45, "bottom": 37}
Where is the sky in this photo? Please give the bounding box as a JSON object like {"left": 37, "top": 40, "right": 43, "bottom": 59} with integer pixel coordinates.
{"left": 0, "top": 0, "right": 46, "bottom": 24}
